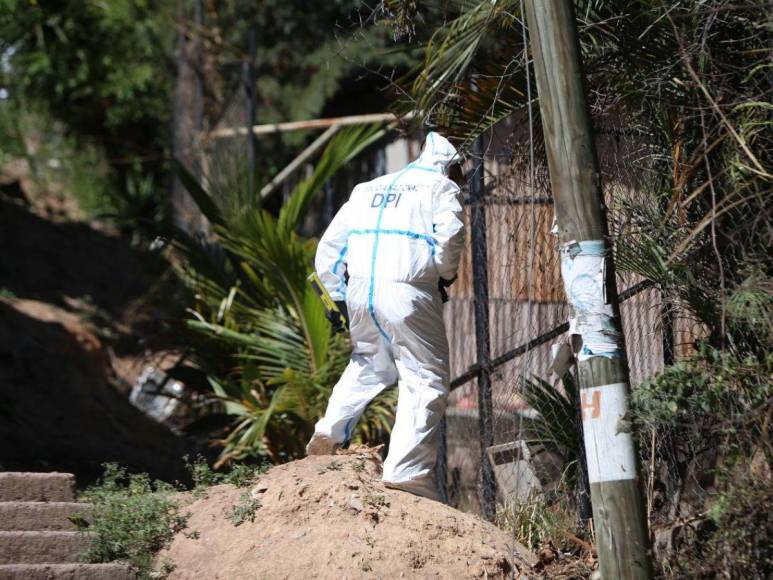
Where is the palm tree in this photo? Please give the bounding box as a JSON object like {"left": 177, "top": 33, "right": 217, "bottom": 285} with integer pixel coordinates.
{"left": 172, "top": 125, "right": 397, "bottom": 465}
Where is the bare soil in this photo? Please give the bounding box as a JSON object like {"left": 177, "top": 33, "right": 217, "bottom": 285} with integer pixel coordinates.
{"left": 159, "top": 449, "right": 538, "bottom": 579}
{"left": 0, "top": 192, "right": 194, "bottom": 484}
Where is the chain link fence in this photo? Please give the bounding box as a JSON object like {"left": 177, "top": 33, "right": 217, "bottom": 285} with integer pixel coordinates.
{"left": 191, "top": 4, "right": 771, "bottom": 572}
{"left": 199, "top": 97, "right": 699, "bottom": 519}
{"left": 439, "top": 118, "right": 706, "bottom": 521}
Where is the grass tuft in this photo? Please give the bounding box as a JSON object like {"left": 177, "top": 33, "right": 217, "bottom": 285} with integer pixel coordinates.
{"left": 224, "top": 492, "right": 262, "bottom": 526}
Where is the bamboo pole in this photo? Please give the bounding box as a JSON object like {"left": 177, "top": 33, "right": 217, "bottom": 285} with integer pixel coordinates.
{"left": 522, "top": 1, "right": 653, "bottom": 578}
{"left": 207, "top": 112, "right": 408, "bottom": 140}
{"left": 259, "top": 125, "right": 340, "bottom": 199}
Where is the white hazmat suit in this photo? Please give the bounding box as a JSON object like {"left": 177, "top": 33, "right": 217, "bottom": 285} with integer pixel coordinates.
{"left": 309, "top": 132, "right": 465, "bottom": 500}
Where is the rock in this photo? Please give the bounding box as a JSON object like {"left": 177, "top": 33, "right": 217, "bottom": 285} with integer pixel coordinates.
{"left": 348, "top": 496, "right": 364, "bottom": 513}
{"left": 250, "top": 482, "right": 269, "bottom": 499}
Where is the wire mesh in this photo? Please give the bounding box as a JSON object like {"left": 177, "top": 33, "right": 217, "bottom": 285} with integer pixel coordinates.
{"left": 204, "top": 80, "right": 710, "bottom": 522}
{"left": 203, "top": 87, "right": 683, "bottom": 524}
{"left": 441, "top": 121, "right": 689, "bottom": 519}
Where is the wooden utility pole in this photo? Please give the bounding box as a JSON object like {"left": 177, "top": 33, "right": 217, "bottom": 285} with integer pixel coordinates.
{"left": 522, "top": 2, "right": 653, "bottom": 578}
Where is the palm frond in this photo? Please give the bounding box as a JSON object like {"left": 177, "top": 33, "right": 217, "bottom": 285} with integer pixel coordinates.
{"left": 519, "top": 374, "right": 580, "bottom": 482}
{"left": 395, "top": 0, "right": 532, "bottom": 144}
{"left": 172, "top": 159, "right": 226, "bottom": 227}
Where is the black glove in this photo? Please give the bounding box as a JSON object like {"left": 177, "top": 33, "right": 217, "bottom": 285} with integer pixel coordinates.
{"left": 327, "top": 300, "right": 349, "bottom": 334}
{"left": 438, "top": 276, "right": 456, "bottom": 303}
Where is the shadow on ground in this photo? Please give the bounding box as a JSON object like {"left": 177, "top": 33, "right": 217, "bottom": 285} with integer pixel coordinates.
{"left": 0, "top": 299, "right": 191, "bottom": 484}
{"left": 0, "top": 199, "right": 159, "bottom": 316}
{"left": 0, "top": 197, "right": 195, "bottom": 485}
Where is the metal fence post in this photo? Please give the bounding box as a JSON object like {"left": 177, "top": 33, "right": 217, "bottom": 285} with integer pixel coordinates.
{"left": 436, "top": 416, "right": 449, "bottom": 504}
{"left": 661, "top": 288, "right": 675, "bottom": 366}
{"left": 470, "top": 135, "right": 496, "bottom": 521}
{"left": 243, "top": 27, "right": 257, "bottom": 205}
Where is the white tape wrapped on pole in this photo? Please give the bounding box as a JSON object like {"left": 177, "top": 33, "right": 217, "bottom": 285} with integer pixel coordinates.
{"left": 581, "top": 382, "right": 637, "bottom": 483}
{"left": 560, "top": 240, "right": 622, "bottom": 362}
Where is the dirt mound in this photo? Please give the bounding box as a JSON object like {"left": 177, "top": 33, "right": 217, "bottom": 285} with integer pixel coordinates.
{"left": 160, "top": 449, "right": 536, "bottom": 579}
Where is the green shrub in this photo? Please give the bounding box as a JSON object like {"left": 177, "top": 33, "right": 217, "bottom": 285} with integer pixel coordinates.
{"left": 80, "top": 460, "right": 273, "bottom": 577}
{"left": 660, "top": 477, "right": 773, "bottom": 579}
{"left": 630, "top": 346, "right": 772, "bottom": 576}
{"left": 79, "top": 464, "right": 188, "bottom": 579}
{"left": 631, "top": 345, "right": 771, "bottom": 477}
{"left": 221, "top": 462, "right": 269, "bottom": 488}
{"left": 700, "top": 477, "right": 773, "bottom": 578}
{"left": 172, "top": 125, "right": 396, "bottom": 465}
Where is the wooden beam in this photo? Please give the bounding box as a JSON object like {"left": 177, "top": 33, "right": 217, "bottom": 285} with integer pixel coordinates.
{"left": 522, "top": 1, "right": 653, "bottom": 578}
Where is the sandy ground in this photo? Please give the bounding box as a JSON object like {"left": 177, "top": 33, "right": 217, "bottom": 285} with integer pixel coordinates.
{"left": 159, "top": 448, "right": 538, "bottom": 579}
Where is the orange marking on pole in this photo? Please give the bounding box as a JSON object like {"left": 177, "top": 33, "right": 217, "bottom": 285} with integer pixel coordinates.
{"left": 581, "top": 390, "right": 601, "bottom": 420}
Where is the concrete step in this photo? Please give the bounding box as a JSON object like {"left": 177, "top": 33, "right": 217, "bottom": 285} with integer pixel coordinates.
{"left": 0, "top": 531, "right": 92, "bottom": 564}
{"left": 0, "top": 563, "right": 136, "bottom": 580}
{"left": 0, "top": 502, "right": 93, "bottom": 531}
{"left": 0, "top": 473, "right": 75, "bottom": 502}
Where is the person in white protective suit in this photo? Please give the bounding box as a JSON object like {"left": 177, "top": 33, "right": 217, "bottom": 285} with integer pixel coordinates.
{"left": 306, "top": 132, "right": 465, "bottom": 501}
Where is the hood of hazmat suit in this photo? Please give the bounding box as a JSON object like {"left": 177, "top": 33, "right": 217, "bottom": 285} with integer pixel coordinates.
{"left": 311, "top": 132, "right": 465, "bottom": 501}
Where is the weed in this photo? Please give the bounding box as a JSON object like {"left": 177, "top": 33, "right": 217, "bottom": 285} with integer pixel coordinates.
{"left": 318, "top": 460, "right": 342, "bottom": 475}
{"left": 352, "top": 459, "right": 366, "bottom": 473}
{"left": 184, "top": 455, "right": 219, "bottom": 496}
{"left": 156, "top": 557, "right": 176, "bottom": 577}
{"left": 80, "top": 464, "right": 188, "bottom": 580}
{"left": 0, "top": 287, "right": 16, "bottom": 299}
{"left": 222, "top": 463, "right": 268, "bottom": 487}
{"left": 496, "top": 494, "right": 577, "bottom": 551}
{"left": 185, "top": 455, "right": 268, "bottom": 497}
{"left": 657, "top": 476, "right": 773, "bottom": 577}
{"left": 363, "top": 492, "right": 387, "bottom": 509}
{"left": 225, "top": 492, "right": 262, "bottom": 526}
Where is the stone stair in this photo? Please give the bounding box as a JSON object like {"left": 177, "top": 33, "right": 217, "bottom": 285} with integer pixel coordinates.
{"left": 0, "top": 473, "right": 135, "bottom": 580}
